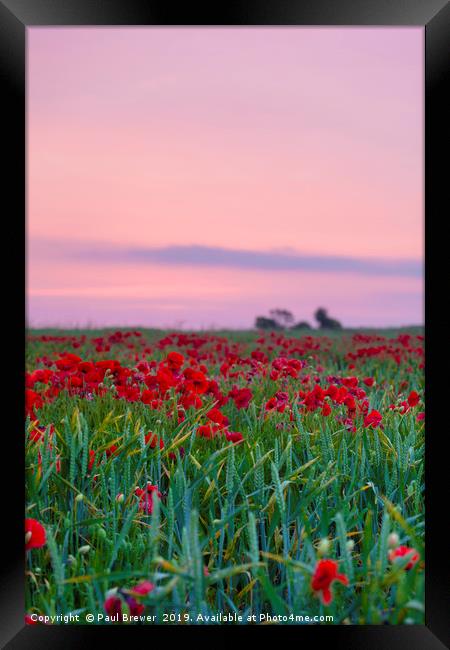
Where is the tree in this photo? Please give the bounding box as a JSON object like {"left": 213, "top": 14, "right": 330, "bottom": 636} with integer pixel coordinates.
{"left": 291, "top": 320, "right": 312, "bottom": 330}
{"left": 255, "top": 316, "right": 281, "bottom": 330}
{"left": 269, "top": 309, "right": 294, "bottom": 329}
{"left": 314, "top": 307, "right": 342, "bottom": 330}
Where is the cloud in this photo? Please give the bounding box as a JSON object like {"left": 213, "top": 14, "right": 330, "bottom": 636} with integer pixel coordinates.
{"left": 30, "top": 238, "right": 422, "bottom": 278}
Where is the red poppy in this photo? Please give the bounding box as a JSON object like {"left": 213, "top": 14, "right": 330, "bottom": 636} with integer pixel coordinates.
{"left": 322, "top": 402, "right": 332, "bottom": 417}
{"left": 135, "top": 484, "right": 161, "bottom": 514}
{"left": 342, "top": 376, "right": 358, "bottom": 389}
{"left": 144, "top": 432, "right": 164, "bottom": 450}
{"left": 388, "top": 545, "right": 420, "bottom": 570}
{"left": 230, "top": 387, "right": 253, "bottom": 409}
{"left": 363, "top": 409, "right": 382, "bottom": 428}
{"left": 106, "top": 444, "right": 119, "bottom": 458}
{"left": 104, "top": 595, "right": 125, "bottom": 620}
{"left": 25, "top": 518, "right": 46, "bottom": 551}
{"left": 167, "top": 351, "right": 184, "bottom": 371}
{"left": 24, "top": 614, "right": 39, "bottom": 625}
{"left": 179, "top": 391, "right": 202, "bottom": 410}
{"left": 265, "top": 397, "right": 278, "bottom": 411}
{"left": 206, "top": 408, "right": 228, "bottom": 427}
{"left": 68, "top": 375, "right": 83, "bottom": 389}
{"left": 197, "top": 423, "right": 218, "bottom": 439}
{"left": 168, "top": 446, "right": 185, "bottom": 461}
{"left": 188, "top": 370, "right": 209, "bottom": 395}
{"left": 88, "top": 449, "right": 97, "bottom": 472}
{"left": 225, "top": 431, "right": 244, "bottom": 444}
{"left": 28, "top": 423, "right": 55, "bottom": 444}
{"left": 104, "top": 580, "right": 154, "bottom": 620}
{"left": 156, "top": 367, "right": 176, "bottom": 394}
{"left": 311, "top": 559, "right": 349, "bottom": 605}
{"left": 25, "top": 389, "right": 43, "bottom": 420}
{"left": 407, "top": 390, "right": 420, "bottom": 407}
{"left": 118, "top": 596, "right": 145, "bottom": 616}
{"left": 128, "top": 580, "right": 154, "bottom": 596}
{"left": 141, "top": 389, "right": 157, "bottom": 404}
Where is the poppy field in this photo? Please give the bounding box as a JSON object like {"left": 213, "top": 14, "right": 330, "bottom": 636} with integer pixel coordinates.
{"left": 25, "top": 328, "right": 425, "bottom": 625}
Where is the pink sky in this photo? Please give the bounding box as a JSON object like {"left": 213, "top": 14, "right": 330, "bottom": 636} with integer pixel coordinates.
{"left": 27, "top": 27, "right": 423, "bottom": 329}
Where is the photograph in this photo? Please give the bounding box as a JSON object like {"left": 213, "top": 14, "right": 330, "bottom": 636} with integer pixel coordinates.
{"left": 24, "top": 25, "right": 426, "bottom": 627}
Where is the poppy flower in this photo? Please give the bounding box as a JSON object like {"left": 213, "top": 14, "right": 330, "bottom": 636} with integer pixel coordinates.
{"left": 88, "top": 449, "right": 97, "bottom": 472}
{"left": 28, "top": 423, "right": 55, "bottom": 444}
{"left": 167, "top": 351, "right": 184, "bottom": 371}
{"left": 189, "top": 370, "right": 209, "bottom": 395}
{"left": 311, "top": 559, "right": 349, "bottom": 605}
{"left": 179, "top": 391, "right": 202, "bottom": 410}
{"left": 141, "top": 389, "right": 157, "bottom": 405}
{"left": 25, "top": 614, "right": 39, "bottom": 625}
{"left": 265, "top": 397, "right": 278, "bottom": 411}
{"left": 407, "top": 390, "right": 420, "bottom": 407}
{"left": 197, "top": 423, "right": 218, "bottom": 439}
{"left": 135, "top": 484, "right": 161, "bottom": 514}
{"left": 155, "top": 367, "right": 176, "bottom": 394}
{"left": 68, "top": 375, "right": 83, "bottom": 389}
{"left": 342, "top": 376, "right": 358, "bottom": 389}
{"left": 25, "top": 518, "right": 46, "bottom": 551}
{"left": 388, "top": 545, "right": 420, "bottom": 570}
{"left": 106, "top": 444, "right": 119, "bottom": 458}
{"left": 168, "top": 446, "right": 185, "bottom": 461}
{"left": 266, "top": 392, "right": 289, "bottom": 413}
{"left": 25, "top": 389, "right": 43, "bottom": 420}
{"left": 363, "top": 409, "right": 382, "bottom": 428}
{"left": 206, "top": 408, "right": 228, "bottom": 427}
{"left": 144, "top": 432, "right": 164, "bottom": 450}
{"left": 225, "top": 431, "right": 244, "bottom": 444}
{"left": 127, "top": 580, "right": 154, "bottom": 596}
{"left": 322, "top": 402, "right": 332, "bottom": 416}
{"left": 230, "top": 387, "right": 253, "bottom": 409}
{"left": 104, "top": 581, "right": 153, "bottom": 621}
{"left": 104, "top": 594, "right": 125, "bottom": 620}
{"left": 344, "top": 395, "right": 356, "bottom": 413}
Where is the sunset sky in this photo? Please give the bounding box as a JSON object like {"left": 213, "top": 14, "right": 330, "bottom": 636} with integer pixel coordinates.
{"left": 27, "top": 27, "right": 423, "bottom": 329}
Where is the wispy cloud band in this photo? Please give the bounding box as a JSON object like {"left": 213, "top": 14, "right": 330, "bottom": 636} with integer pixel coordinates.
{"left": 30, "top": 239, "right": 422, "bottom": 278}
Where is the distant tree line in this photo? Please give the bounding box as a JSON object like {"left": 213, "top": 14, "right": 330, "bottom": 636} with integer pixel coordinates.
{"left": 255, "top": 308, "right": 342, "bottom": 331}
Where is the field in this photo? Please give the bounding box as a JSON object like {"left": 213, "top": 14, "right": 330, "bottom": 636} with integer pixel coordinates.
{"left": 25, "top": 328, "right": 425, "bottom": 625}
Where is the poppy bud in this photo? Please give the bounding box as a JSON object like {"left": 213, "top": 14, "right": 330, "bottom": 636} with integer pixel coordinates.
{"left": 388, "top": 532, "right": 400, "bottom": 548}
{"left": 75, "top": 493, "right": 84, "bottom": 502}
{"left": 78, "top": 545, "right": 91, "bottom": 555}
{"left": 105, "top": 587, "right": 118, "bottom": 601}
{"left": 97, "top": 526, "right": 107, "bottom": 540}
{"left": 346, "top": 540, "right": 355, "bottom": 552}
{"left": 116, "top": 493, "right": 124, "bottom": 503}
{"left": 317, "top": 538, "right": 330, "bottom": 556}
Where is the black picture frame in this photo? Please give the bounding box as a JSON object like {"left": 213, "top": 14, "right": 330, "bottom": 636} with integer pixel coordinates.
{"left": 1, "top": 1, "right": 448, "bottom": 647}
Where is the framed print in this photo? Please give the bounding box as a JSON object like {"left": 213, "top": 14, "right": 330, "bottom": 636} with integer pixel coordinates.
{"left": 1, "top": 0, "right": 448, "bottom": 647}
